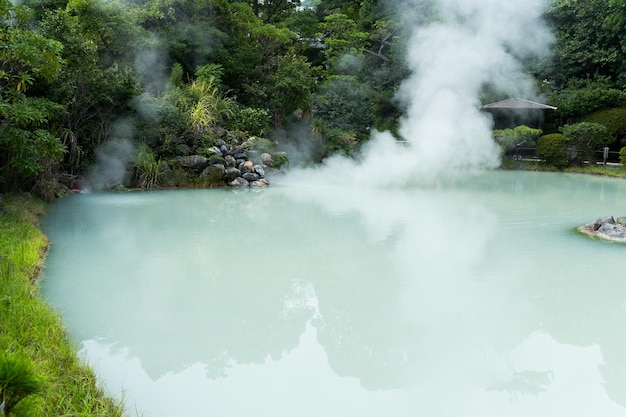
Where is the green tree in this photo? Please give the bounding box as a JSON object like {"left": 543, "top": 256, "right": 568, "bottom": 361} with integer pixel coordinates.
{"left": 0, "top": 0, "right": 67, "bottom": 195}
{"left": 247, "top": 0, "right": 301, "bottom": 23}
{"left": 38, "top": 8, "right": 140, "bottom": 171}
{"left": 269, "top": 53, "right": 315, "bottom": 124}
{"left": 216, "top": 2, "right": 298, "bottom": 113}
{"left": 545, "top": 0, "right": 626, "bottom": 88}
{"left": 319, "top": 13, "right": 368, "bottom": 69}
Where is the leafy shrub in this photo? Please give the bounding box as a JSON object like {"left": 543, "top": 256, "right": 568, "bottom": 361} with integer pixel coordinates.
{"left": 581, "top": 108, "right": 626, "bottom": 143}
{"left": 272, "top": 152, "right": 289, "bottom": 169}
{"left": 562, "top": 122, "right": 613, "bottom": 162}
{"left": 550, "top": 77, "right": 626, "bottom": 118}
{"left": 134, "top": 145, "right": 164, "bottom": 189}
{"left": 537, "top": 133, "right": 568, "bottom": 169}
{"left": 620, "top": 146, "right": 626, "bottom": 165}
{"left": 312, "top": 75, "right": 374, "bottom": 136}
{"left": 225, "top": 106, "right": 271, "bottom": 136}
{"left": 493, "top": 125, "right": 542, "bottom": 152}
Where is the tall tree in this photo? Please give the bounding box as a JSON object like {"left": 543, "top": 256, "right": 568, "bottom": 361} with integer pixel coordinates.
{"left": 545, "top": 0, "right": 626, "bottom": 88}
{"left": 0, "top": 0, "right": 66, "bottom": 195}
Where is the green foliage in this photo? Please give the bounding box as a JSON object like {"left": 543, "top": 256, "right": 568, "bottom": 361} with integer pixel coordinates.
{"left": 581, "top": 108, "right": 626, "bottom": 143}
{"left": 0, "top": 195, "right": 124, "bottom": 416}
{"left": 169, "top": 63, "right": 184, "bottom": 87}
{"left": 620, "top": 146, "right": 626, "bottom": 165}
{"left": 272, "top": 151, "right": 289, "bottom": 168}
{"left": 545, "top": 0, "right": 626, "bottom": 88}
{"left": 537, "top": 133, "right": 568, "bottom": 169}
{"left": 312, "top": 75, "right": 374, "bottom": 137}
{"left": 0, "top": 351, "right": 43, "bottom": 416}
{"left": 269, "top": 53, "right": 314, "bottom": 122}
{"left": 243, "top": 136, "right": 276, "bottom": 153}
{"left": 322, "top": 127, "right": 358, "bottom": 156}
{"left": 550, "top": 77, "right": 626, "bottom": 118}
{"left": 186, "top": 78, "right": 235, "bottom": 132}
{"left": 134, "top": 145, "right": 164, "bottom": 188}
{"left": 226, "top": 106, "right": 271, "bottom": 136}
{"left": 195, "top": 63, "right": 225, "bottom": 88}
{"left": 493, "top": 125, "right": 543, "bottom": 152}
{"left": 562, "top": 122, "right": 614, "bottom": 162}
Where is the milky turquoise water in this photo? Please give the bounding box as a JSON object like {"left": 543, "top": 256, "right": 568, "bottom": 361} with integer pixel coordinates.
{"left": 41, "top": 171, "right": 626, "bottom": 417}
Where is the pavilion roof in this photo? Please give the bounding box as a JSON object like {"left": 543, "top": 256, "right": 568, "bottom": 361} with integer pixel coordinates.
{"left": 480, "top": 98, "right": 557, "bottom": 110}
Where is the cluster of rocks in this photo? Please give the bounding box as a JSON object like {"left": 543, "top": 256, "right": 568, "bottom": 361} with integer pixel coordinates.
{"left": 579, "top": 215, "right": 626, "bottom": 242}
{"left": 169, "top": 136, "right": 286, "bottom": 188}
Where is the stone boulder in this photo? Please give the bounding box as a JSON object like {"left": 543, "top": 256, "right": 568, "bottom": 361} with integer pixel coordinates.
{"left": 580, "top": 215, "right": 626, "bottom": 242}
{"left": 176, "top": 155, "right": 209, "bottom": 171}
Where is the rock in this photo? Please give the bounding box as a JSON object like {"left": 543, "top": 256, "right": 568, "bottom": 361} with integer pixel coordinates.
{"left": 239, "top": 160, "right": 254, "bottom": 174}
{"left": 250, "top": 179, "right": 270, "bottom": 188}
{"left": 593, "top": 215, "right": 615, "bottom": 231}
{"left": 597, "top": 223, "right": 626, "bottom": 240}
{"left": 224, "top": 167, "right": 242, "bottom": 181}
{"left": 208, "top": 146, "right": 222, "bottom": 156}
{"left": 177, "top": 155, "right": 209, "bottom": 171}
{"left": 253, "top": 165, "right": 265, "bottom": 177}
{"left": 201, "top": 164, "right": 226, "bottom": 183}
{"left": 224, "top": 155, "right": 237, "bottom": 167}
{"left": 230, "top": 177, "right": 249, "bottom": 187}
{"left": 242, "top": 172, "right": 260, "bottom": 182}
{"left": 617, "top": 217, "right": 626, "bottom": 226}
{"left": 261, "top": 153, "right": 273, "bottom": 166}
{"left": 176, "top": 144, "right": 193, "bottom": 155}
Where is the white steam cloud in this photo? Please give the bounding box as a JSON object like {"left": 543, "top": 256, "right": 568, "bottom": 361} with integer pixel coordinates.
{"left": 86, "top": 119, "right": 137, "bottom": 190}
{"left": 281, "top": 0, "right": 553, "bottom": 187}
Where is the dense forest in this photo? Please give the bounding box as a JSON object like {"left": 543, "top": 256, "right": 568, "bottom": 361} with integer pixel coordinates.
{"left": 2, "top": 0, "right": 626, "bottom": 198}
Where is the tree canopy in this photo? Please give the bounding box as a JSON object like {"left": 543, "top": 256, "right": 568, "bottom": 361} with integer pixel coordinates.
{"left": 2, "top": 0, "right": 626, "bottom": 196}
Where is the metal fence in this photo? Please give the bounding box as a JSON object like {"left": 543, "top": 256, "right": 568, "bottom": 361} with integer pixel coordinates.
{"left": 505, "top": 146, "right": 623, "bottom": 165}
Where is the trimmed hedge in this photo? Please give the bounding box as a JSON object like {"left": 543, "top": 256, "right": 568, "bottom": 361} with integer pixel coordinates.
{"left": 581, "top": 108, "right": 626, "bottom": 144}
{"left": 537, "top": 133, "right": 569, "bottom": 169}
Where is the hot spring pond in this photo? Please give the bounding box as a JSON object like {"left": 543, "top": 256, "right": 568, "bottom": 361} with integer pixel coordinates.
{"left": 41, "top": 170, "right": 626, "bottom": 417}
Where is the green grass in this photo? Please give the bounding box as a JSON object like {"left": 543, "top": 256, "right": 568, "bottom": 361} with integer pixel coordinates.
{"left": 0, "top": 194, "right": 124, "bottom": 417}
{"left": 501, "top": 157, "right": 626, "bottom": 178}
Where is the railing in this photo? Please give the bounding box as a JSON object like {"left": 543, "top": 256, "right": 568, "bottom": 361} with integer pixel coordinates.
{"left": 505, "top": 146, "right": 623, "bottom": 165}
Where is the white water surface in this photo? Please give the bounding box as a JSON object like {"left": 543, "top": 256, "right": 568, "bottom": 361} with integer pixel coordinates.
{"left": 41, "top": 171, "right": 626, "bottom": 417}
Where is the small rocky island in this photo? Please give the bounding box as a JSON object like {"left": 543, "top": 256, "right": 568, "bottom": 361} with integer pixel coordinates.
{"left": 579, "top": 216, "right": 626, "bottom": 242}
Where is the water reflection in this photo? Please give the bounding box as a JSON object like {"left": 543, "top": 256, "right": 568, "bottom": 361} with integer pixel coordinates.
{"left": 41, "top": 171, "right": 626, "bottom": 416}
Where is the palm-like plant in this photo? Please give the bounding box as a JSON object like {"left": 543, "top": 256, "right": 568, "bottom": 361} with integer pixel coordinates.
{"left": 188, "top": 77, "right": 235, "bottom": 133}
{"left": 134, "top": 145, "right": 164, "bottom": 189}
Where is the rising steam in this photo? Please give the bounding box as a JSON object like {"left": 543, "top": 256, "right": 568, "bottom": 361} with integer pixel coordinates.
{"left": 282, "top": 0, "right": 553, "bottom": 187}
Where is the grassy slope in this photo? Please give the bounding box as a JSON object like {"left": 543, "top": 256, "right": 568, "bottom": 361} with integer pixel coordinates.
{"left": 0, "top": 194, "right": 123, "bottom": 417}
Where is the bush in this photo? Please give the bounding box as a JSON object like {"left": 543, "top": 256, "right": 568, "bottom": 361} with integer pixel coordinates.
{"left": 537, "top": 133, "right": 568, "bottom": 169}
{"left": 493, "top": 125, "right": 542, "bottom": 152}
{"left": 581, "top": 108, "right": 626, "bottom": 144}
{"left": 562, "top": 122, "right": 613, "bottom": 163}
{"left": 550, "top": 77, "right": 626, "bottom": 119}
{"left": 620, "top": 146, "right": 626, "bottom": 165}
{"left": 134, "top": 145, "right": 164, "bottom": 189}
{"left": 225, "top": 106, "right": 271, "bottom": 137}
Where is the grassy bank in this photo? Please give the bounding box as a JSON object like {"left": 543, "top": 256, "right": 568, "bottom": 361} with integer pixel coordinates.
{"left": 0, "top": 194, "right": 123, "bottom": 417}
